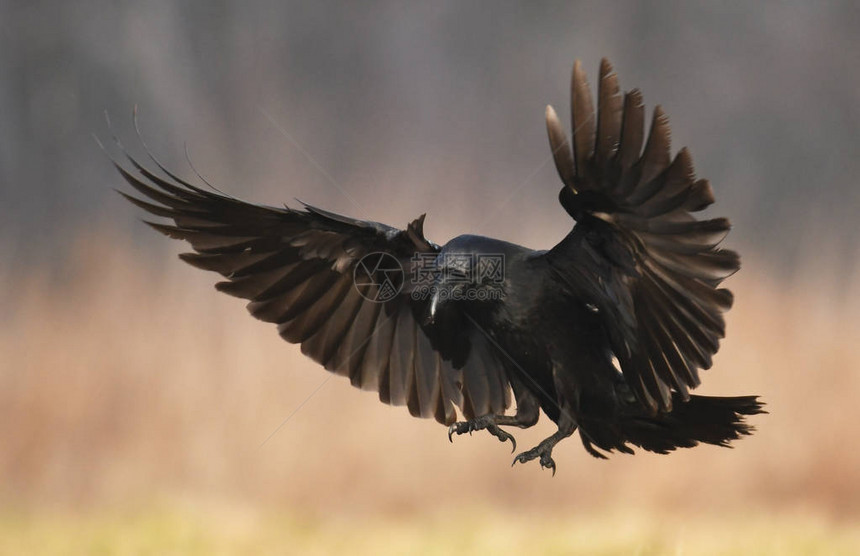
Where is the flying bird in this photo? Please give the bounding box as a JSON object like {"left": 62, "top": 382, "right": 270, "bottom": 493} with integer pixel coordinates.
{"left": 113, "top": 58, "right": 763, "bottom": 474}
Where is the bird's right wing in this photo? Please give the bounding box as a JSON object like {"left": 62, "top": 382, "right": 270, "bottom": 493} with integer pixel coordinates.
{"left": 543, "top": 59, "right": 738, "bottom": 414}
{"left": 113, "top": 150, "right": 510, "bottom": 425}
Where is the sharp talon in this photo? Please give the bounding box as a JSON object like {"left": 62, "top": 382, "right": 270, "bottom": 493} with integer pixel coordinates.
{"left": 446, "top": 417, "right": 520, "bottom": 453}
{"left": 539, "top": 455, "right": 557, "bottom": 476}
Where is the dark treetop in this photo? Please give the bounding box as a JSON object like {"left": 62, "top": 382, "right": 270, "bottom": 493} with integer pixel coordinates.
{"left": 115, "top": 58, "right": 763, "bottom": 474}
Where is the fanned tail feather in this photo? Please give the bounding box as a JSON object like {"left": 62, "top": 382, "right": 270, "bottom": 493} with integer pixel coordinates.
{"left": 581, "top": 393, "right": 765, "bottom": 457}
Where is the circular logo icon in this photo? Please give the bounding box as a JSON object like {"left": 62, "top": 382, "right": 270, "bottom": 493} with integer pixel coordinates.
{"left": 353, "top": 252, "right": 404, "bottom": 303}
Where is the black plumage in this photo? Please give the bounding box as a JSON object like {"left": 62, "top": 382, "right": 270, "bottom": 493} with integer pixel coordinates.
{"left": 114, "top": 59, "right": 763, "bottom": 473}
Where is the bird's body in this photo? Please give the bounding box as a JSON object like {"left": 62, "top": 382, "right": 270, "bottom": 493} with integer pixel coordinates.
{"left": 114, "top": 58, "right": 763, "bottom": 472}
{"left": 430, "top": 236, "right": 607, "bottom": 420}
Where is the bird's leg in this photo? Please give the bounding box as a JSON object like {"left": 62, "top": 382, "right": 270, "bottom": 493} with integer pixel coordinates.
{"left": 512, "top": 411, "right": 577, "bottom": 476}
{"left": 447, "top": 386, "right": 541, "bottom": 453}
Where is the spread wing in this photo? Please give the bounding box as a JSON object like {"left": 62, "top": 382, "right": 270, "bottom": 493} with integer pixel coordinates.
{"left": 113, "top": 150, "right": 510, "bottom": 425}
{"left": 543, "top": 59, "right": 738, "bottom": 413}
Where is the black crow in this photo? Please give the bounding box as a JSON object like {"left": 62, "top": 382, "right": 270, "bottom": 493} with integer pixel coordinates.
{"left": 113, "top": 58, "right": 763, "bottom": 473}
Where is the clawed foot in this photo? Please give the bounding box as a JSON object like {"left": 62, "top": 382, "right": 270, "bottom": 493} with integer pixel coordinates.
{"left": 512, "top": 443, "right": 557, "bottom": 476}
{"left": 447, "top": 416, "right": 517, "bottom": 452}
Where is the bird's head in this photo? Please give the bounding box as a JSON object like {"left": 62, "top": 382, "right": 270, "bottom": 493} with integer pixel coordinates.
{"left": 421, "top": 235, "right": 508, "bottom": 326}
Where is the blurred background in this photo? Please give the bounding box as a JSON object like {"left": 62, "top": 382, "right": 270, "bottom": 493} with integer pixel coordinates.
{"left": 2, "top": 1, "right": 860, "bottom": 553}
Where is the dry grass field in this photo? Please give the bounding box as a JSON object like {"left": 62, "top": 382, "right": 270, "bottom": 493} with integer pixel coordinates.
{"left": 1, "top": 506, "right": 859, "bottom": 555}
{"left": 1, "top": 232, "right": 859, "bottom": 553}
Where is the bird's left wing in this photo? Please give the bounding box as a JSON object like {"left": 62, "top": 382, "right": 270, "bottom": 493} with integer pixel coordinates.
{"left": 542, "top": 59, "right": 738, "bottom": 414}
{"left": 113, "top": 152, "right": 510, "bottom": 425}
